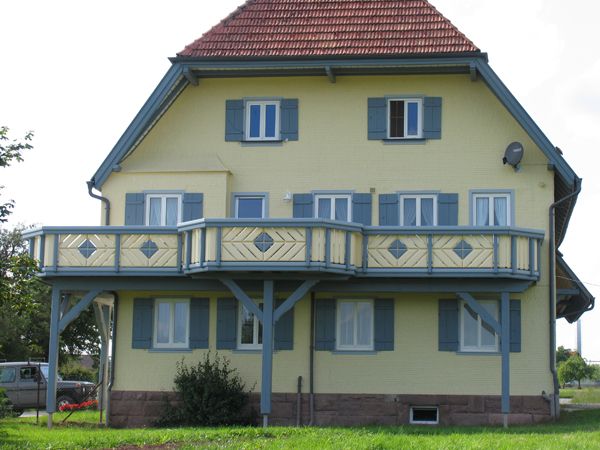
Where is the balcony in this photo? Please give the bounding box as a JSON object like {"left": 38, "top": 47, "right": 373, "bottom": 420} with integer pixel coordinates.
{"left": 24, "top": 219, "right": 544, "bottom": 281}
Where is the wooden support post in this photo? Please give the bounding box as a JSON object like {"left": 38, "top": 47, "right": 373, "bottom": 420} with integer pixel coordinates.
{"left": 47, "top": 287, "right": 61, "bottom": 429}
{"left": 261, "top": 280, "right": 274, "bottom": 427}
{"left": 501, "top": 292, "right": 510, "bottom": 428}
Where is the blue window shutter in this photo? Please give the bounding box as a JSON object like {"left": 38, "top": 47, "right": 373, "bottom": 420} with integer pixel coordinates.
{"left": 510, "top": 300, "right": 521, "bottom": 353}
{"left": 423, "top": 97, "right": 442, "bottom": 139}
{"left": 315, "top": 299, "right": 336, "bottom": 351}
{"left": 352, "top": 193, "right": 372, "bottom": 225}
{"left": 438, "top": 193, "right": 459, "bottom": 226}
{"left": 439, "top": 299, "right": 459, "bottom": 351}
{"left": 189, "top": 297, "right": 209, "bottom": 349}
{"left": 280, "top": 98, "right": 299, "bottom": 141}
{"left": 374, "top": 299, "right": 394, "bottom": 351}
{"left": 125, "top": 193, "right": 145, "bottom": 226}
{"left": 182, "top": 193, "right": 204, "bottom": 222}
{"left": 293, "top": 193, "right": 314, "bottom": 218}
{"left": 368, "top": 97, "right": 387, "bottom": 140}
{"left": 216, "top": 298, "right": 237, "bottom": 349}
{"left": 274, "top": 299, "right": 294, "bottom": 350}
{"left": 378, "top": 194, "right": 399, "bottom": 226}
{"left": 225, "top": 99, "right": 244, "bottom": 141}
{"left": 132, "top": 298, "right": 154, "bottom": 349}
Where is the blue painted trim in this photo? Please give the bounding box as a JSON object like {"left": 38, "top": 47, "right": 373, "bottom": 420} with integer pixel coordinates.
{"left": 51, "top": 234, "right": 59, "bottom": 271}
{"left": 325, "top": 228, "right": 331, "bottom": 268}
{"left": 305, "top": 227, "right": 312, "bottom": 266}
{"left": 39, "top": 234, "right": 45, "bottom": 268}
{"left": 427, "top": 235, "right": 433, "bottom": 273}
{"left": 363, "top": 226, "right": 544, "bottom": 239}
{"left": 468, "top": 189, "right": 516, "bottom": 226}
{"left": 220, "top": 278, "right": 264, "bottom": 322}
{"left": 240, "top": 141, "right": 284, "bottom": 147}
{"left": 457, "top": 292, "right": 501, "bottom": 335}
{"left": 331, "top": 351, "right": 378, "bottom": 355}
{"left": 28, "top": 238, "right": 34, "bottom": 259}
{"left": 455, "top": 351, "right": 501, "bottom": 356}
{"left": 216, "top": 227, "right": 222, "bottom": 266}
{"left": 362, "top": 234, "right": 369, "bottom": 272}
{"left": 529, "top": 238, "right": 535, "bottom": 277}
{"left": 345, "top": 231, "right": 351, "bottom": 270}
{"left": 501, "top": 292, "right": 510, "bottom": 414}
{"left": 231, "top": 349, "right": 263, "bottom": 354}
{"left": 185, "top": 231, "right": 192, "bottom": 271}
{"left": 493, "top": 235, "right": 499, "bottom": 273}
{"left": 59, "top": 289, "right": 103, "bottom": 333}
{"left": 260, "top": 280, "right": 274, "bottom": 416}
{"left": 177, "top": 233, "right": 183, "bottom": 273}
{"left": 23, "top": 226, "right": 180, "bottom": 237}
{"left": 273, "top": 279, "right": 319, "bottom": 322}
{"left": 383, "top": 139, "right": 426, "bottom": 145}
{"left": 200, "top": 229, "right": 206, "bottom": 267}
{"left": 537, "top": 239, "right": 542, "bottom": 275}
{"left": 231, "top": 192, "right": 270, "bottom": 218}
{"left": 148, "top": 348, "right": 193, "bottom": 353}
{"left": 511, "top": 236, "right": 517, "bottom": 274}
{"left": 114, "top": 234, "right": 121, "bottom": 273}
{"left": 317, "top": 279, "right": 532, "bottom": 294}
{"left": 46, "top": 287, "right": 61, "bottom": 414}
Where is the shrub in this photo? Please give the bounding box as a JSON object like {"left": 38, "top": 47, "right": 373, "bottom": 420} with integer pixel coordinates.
{"left": 157, "top": 353, "right": 253, "bottom": 426}
{"left": 60, "top": 362, "right": 97, "bottom": 383}
{"left": 0, "top": 388, "right": 16, "bottom": 419}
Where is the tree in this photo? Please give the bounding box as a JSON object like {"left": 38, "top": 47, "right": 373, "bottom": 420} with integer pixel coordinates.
{"left": 558, "top": 354, "right": 597, "bottom": 389}
{"left": 0, "top": 126, "right": 33, "bottom": 222}
{"left": 556, "top": 346, "right": 574, "bottom": 365}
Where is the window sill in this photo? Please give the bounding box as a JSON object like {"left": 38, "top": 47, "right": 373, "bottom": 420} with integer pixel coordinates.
{"left": 232, "top": 349, "right": 262, "bottom": 354}
{"left": 383, "top": 139, "right": 426, "bottom": 145}
{"left": 148, "top": 348, "right": 193, "bottom": 353}
{"left": 332, "top": 350, "right": 377, "bottom": 355}
{"left": 456, "top": 351, "right": 500, "bottom": 356}
{"left": 240, "top": 140, "right": 284, "bottom": 147}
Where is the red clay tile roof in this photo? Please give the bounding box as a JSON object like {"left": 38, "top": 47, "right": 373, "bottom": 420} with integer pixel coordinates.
{"left": 178, "top": 0, "right": 479, "bottom": 58}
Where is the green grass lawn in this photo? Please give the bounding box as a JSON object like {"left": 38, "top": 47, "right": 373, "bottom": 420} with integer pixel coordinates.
{"left": 561, "top": 388, "right": 600, "bottom": 404}
{"left": 2, "top": 409, "right": 600, "bottom": 449}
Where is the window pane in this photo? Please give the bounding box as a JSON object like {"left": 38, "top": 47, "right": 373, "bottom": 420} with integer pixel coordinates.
{"left": 173, "top": 302, "right": 187, "bottom": 344}
{"left": 407, "top": 102, "right": 419, "bottom": 136}
{"left": 0, "top": 367, "right": 16, "bottom": 383}
{"left": 265, "top": 104, "right": 277, "bottom": 138}
{"left": 389, "top": 100, "right": 404, "bottom": 138}
{"left": 403, "top": 198, "right": 417, "bottom": 226}
{"left": 149, "top": 198, "right": 162, "bottom": 226}
{"left": 462, "top": 304, "right": 478, "bottom": 347}
{"left": 157, "top": 302, "right": 170, "bottom": 344}
{"left": 475, "top": 198, "right": 489, "bottom": 226}
{"left": 481, "top": 302, "right": 497, "bottom": 347}
{"left": 356, "top": 302, "right": 372, "bottom": 347}
{"left": 421, "top": 198, "right": 434, "bottom": 226}
{"left": 249, "top": 104, "right": 261, "bottom": 138}
{"left": 317, "top": 198, "right": 331, "bottom": 219}
{"left": 494, "top": 197, "right": 508, "bottom": 226}
{"left": 335, "top": 197, "right": 349, "bottom": 221}
{"left": 339, "top": 302, "right": 355, "bottom": 346}
{"left": 240, "top": 306, "right": 254, "bottom": 344}
{"left": 165, "top": 197, "right": 178, "bottom": 226}
{"left": 237, "top": 198, "right": 263, "bottom": 218}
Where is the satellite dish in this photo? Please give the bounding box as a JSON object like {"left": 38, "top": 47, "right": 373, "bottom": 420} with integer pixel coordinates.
{"left": 503, "top": 141, "right": 524, "bottom": 168}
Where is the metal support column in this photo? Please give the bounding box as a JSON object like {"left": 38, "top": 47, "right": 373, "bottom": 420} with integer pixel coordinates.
{"left": 501, "top": 292, "right": 510, "bottom": 428}
{"left": 260, "top": 280, "right": 274, "bottom": 428}
{"left": 46, "top": 287, "right": 62, "bottom": 429}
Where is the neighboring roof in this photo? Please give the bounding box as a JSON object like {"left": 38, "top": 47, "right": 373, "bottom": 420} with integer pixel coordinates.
{"left": 556, "top": 254, "right": 594, "bottom": 323}
{"left": 178, "top": 0, "right": 480, "bottom": 58}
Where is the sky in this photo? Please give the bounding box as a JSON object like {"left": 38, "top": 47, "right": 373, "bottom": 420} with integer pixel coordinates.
{"left": 1, "top": 1, "right": 599, "bottom": 359}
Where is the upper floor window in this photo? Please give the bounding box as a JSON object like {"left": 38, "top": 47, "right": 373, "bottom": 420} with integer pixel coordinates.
{"left": 388, "top": 98, "right": 422, "bottom": 139}
{"left": 238, "top": 302, "right": 263, "bottom": 350}
{"left": 337, "top": 299, "right": 374, "bottom": 351}
{"left": 154, "top": 298, "right": 189, "bottom": 349}
{"left": 460, "top": 300, "right": 498, "bottom": 352}
{"left": 234, "top": 194, "right": 266, "bottom": 219}
{"left": 472, "top": 192, "right": 511, "bottom": 226}
{"left": 400, "top": 194, "right": 437, "bottom": 226}
{"left": 146, "top": 194, "right": 181, "bottom": 227}
{"left": 315, "top": 194, "right": 351, "bottom": 221}
{"left": 245, "top": 101, "right": 280, "bottom": 141}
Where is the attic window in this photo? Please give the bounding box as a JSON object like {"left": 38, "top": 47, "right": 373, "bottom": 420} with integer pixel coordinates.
{"left": 409, "top": 406, "right": 439, "bottom": 425}
{"left": 388, "top": 99, "right": 422, "bottom": 139}
{"left": 245, "top": 101, "right": 280, "bottom": 141}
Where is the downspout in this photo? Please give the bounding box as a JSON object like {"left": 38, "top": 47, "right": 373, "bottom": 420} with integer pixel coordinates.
{"left": 549, "top": 177, "right": 580, "bottom": 418}
{"left": 106, "top": 292, "right": 119, "bottom": 427}
{"left": 87, "top": 180, "right": 111, "bottom": 226}
{"left": 309, "top": 292, "right": 316, "bottom": 425}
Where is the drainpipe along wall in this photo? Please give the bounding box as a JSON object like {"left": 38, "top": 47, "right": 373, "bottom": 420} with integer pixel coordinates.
{"left": 106, "top": 292, "right": 118, "bottom": 426}
{"left": 549, "top": 177, "right": 580, "bottom": 418}
{"left": 87, "top": 180, "right": 111, "bottom": 225}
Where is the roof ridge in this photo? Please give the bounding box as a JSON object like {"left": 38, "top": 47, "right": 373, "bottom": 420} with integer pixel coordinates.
{"left": 424, "top": 0, "right": 478, "bottom": 52}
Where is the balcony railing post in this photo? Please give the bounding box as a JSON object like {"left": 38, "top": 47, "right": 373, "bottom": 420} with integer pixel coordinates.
{"left": 362, "top": 233, "right": 369, "bottom": 273}
{"left": 39, "top": 234, "right": 46, "bottom": 270}
{"left": 52, "top": 234, "right": 59, "bottom": 272}
{"left": 537, "top": 239, "right": 542, "bottom": 276}
{"left": 427, "top": 234, "right": 433, "bottom": 273}
{"left": 305, "top": 227, "right": 312, "bottom": 267}
{"left": 216, "top": 226, "right": 222, "bottom": 267}
{"left": 325, "top": 228, "right": 331, "bottom": 268}
{"left": 493, "top": 234, "right": 499, "bottom": 273}
{"left": 28, "top": 238, "right": 35, "bottom": 259}
{"left": 200, "top": 228, "right": 206, "bottom": 267}
{"left": 511, "top": 235, "right": 517, "bottom": 274}
{"left": 344, "top": 231, "right": 351, "bottom": 270}
{"left": 176, "top": 233, "right": 183, "bottom": 273}
{"left": 529, "top": 237, "right": 535, "bottom": 277}
{"left": 114, "top": 234, "right": 121, "bottom": 273}
{"left": 185, "top": 231, "right": 192, "bottom": 271}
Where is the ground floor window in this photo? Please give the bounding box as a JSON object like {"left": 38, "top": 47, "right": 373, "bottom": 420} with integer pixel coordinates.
{"left": 154, "top": 299, "right": 189, "bottom": 348}
{"left": 460, "top": 300, "right": 498, "bottom": 352}
{"left": 336, "top": 299, "right": 374, "bottom": 350}
{"left": 238, "top": 302, "right": 263, "bottom": 349}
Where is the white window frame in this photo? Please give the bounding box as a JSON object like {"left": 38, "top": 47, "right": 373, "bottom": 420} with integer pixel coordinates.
{"left": 336, "top": 299, "right": 374, "bottom": 351}
{"left": 409, "top": 406, "right": 439, "bottom": 425}
{"left": 399, "top": 194, "right": 438, "bottom": 226}
{"left": 387, "top": 98, "right": 423, "bottom": 139}
{"left": 234, "top": 195, "right": 266, "bottom": 219}
{"left": 145, "top": 194, "right": 182, "bottom": 226}
{"left": 153, "top": 298, "right": 190, "bottom": 349}
{"left": 245, "top": 100, "right": 280, "bottom": 141}
{"left": 237, "top": 301, "right": 262, "bottom": 350}
{"left": 459, "top": 300, "right": 499, "bottom": 352}
{"left": 314, "top": 194, "right": 352, "bottom": 222}
{"left": 472, "top": 193, "right": 512, "bottom": 226}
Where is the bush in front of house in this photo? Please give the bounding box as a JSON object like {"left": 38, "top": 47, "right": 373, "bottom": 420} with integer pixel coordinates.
{"left": 157, "top": 353, "right": 253, "bottom": 426}
{"left": 59, "top": 362, "right": 97, "bottom": 383}
{"left": 0, "top": 388, "right": 16, "bottom": 419}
